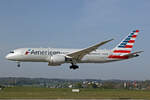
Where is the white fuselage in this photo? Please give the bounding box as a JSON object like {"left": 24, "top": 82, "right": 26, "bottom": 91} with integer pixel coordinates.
{"left": 5, "top": 48, "right": 120, "bottom": 64}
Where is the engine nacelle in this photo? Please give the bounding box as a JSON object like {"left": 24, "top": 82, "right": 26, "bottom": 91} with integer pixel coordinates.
{"left": 48, "top": 55, "right": 66, "bottom": 66}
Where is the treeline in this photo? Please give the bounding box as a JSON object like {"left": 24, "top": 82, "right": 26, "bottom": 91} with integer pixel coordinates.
{"left": 0, "top": 77, "right": 150, "bottom": 90}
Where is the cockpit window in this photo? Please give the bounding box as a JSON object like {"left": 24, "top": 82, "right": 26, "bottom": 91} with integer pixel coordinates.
{"left": 10, "top": 51, "right": 14, "bottom": 53}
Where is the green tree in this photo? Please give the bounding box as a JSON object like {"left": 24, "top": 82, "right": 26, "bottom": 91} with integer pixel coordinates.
{"left": 74, "top": 83, "right": 82, "bottom": 88}
{"left": 102, "top": 82, "right": 116, "bottom": 89}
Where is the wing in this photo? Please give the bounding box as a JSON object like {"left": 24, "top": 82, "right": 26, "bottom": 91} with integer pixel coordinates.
{"left": 67, "top": 39, "right": 114, "bottom": 61}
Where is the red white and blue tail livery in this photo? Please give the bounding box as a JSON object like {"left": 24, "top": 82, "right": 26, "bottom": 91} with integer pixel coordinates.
{"left": 5, "top": 30, "right": 143, "bottom": 69}
{"left": 109, "top": 30, "right": 141, "bottom": 59}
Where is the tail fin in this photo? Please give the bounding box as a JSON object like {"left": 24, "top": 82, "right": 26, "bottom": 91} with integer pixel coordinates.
{"left": 112, "top": 30, "right": 139, "bottom": 56}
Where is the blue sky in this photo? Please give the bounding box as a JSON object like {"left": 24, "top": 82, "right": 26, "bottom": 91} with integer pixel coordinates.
{"left": 0, "top": 0, "right": 149, "bottom": 80}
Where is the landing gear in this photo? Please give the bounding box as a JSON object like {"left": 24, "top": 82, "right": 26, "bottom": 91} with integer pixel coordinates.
{"left": 70, "top": 63, "right": 79, "bottom": 70}
{"left": 16, "top": 62, "right": 21, "bottom": 67}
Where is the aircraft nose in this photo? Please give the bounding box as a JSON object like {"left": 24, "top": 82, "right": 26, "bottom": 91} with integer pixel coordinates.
{"left": 5, "top": 52, "right": 21, "bottom": 61}
{"left": 5, "top": 54, "right": 13, "bottom": 60}
{"left": 5, "top": 54, "right": 10, "bottom": 60}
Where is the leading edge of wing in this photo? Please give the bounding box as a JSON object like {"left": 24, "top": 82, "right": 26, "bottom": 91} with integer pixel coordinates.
{"left": 67, "top": 39, "right": 114, "bottom": 60}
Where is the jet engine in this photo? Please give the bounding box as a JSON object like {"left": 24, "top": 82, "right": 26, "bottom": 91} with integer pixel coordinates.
{"left": 47, "top": 55, "right": 66, "bottom": 66}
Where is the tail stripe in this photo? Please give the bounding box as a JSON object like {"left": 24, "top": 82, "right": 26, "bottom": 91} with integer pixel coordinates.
{"left": 130, "top": 38, "right": 136, "bottom": 40}
{"left": 114, "top": 48, "right": 131, "bottom": 50}
{"left": 128, "top": 40, "right": 135, "bottom": 43}
{"left": 126, "top": 43, "right": 134, "bottom": 45}
{"left": 118, "top": 46, "right": 125, "bottom": 48}
{"left": 132, "top": 35, "right": 137, "bottom": 38}
{"left": 125, "top": 38, "right": 131, "bottom": 41}
{"left": 123, "top": 41, "right": 129, "bottom": 43}
{"left": 113, "top": 50, "right": 131, "bottom": 53}
{"left": 120, "top": 43, "right": 127, "bottom": 45}
{"left": 125, "top": 45, "right": 133, "bottom": 48}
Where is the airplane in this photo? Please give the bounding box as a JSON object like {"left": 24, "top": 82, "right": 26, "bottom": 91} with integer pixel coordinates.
{"left": 5, "top": 30, "right": 143, "bottom": 70}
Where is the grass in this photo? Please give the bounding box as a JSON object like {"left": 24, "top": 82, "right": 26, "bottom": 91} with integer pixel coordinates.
{"left": 0, "top": 87, "right": 150, "bottom": 99}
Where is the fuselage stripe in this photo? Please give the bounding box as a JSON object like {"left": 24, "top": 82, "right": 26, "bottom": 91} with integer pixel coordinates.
{"left": 108, "top": 55, "right": 129, "bottom": 59}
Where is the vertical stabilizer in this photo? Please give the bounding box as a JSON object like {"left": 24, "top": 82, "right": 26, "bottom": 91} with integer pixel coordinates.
{"left": 109, "top": 30, "right": 139, "bottom": 59}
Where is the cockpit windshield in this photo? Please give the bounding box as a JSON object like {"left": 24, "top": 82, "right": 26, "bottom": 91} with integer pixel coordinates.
{"left": 10, "top": 51, "right": 14, "bottom": 53}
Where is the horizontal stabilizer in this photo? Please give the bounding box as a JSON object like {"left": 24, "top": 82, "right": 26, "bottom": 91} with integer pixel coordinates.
{"left": 124, "top": 51, "right": 144, "bottom": 58}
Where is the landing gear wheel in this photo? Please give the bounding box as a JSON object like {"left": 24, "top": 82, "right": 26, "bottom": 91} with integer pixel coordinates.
{"left": 17, "top": 62, "right": 21, "bottom": 67}
{"left": 17, "top": 64, "right": 20, "bottom": 67}
{"left": 70, "top": 65, "right": 79, "bottom": 70}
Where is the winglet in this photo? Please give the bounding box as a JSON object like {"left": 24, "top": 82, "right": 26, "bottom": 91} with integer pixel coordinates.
{"left": 106, "top": 38, "right": 114, "bottom": 42}
{"left": 88, "top": 38, "right": 114, "bottom": 50}
{"left": 99, "top": 38, "right": 114, "bottom": 46}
